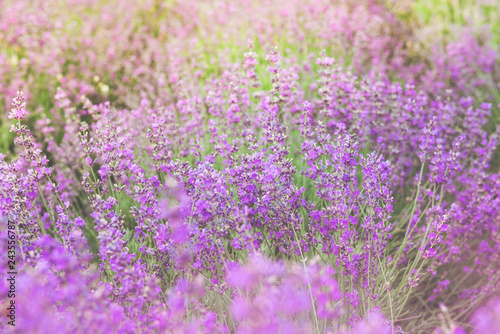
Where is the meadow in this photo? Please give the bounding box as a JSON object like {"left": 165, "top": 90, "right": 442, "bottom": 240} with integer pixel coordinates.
{"left": 1, "top": 0, "right": 499, "bottom": 333}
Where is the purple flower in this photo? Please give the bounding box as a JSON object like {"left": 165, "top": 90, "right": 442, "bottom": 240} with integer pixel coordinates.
{"left": 8, "top": 91, "right": 28, "bottom": 120}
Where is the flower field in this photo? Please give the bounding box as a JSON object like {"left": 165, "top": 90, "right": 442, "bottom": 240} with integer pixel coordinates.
{"left": 1, "top": 0, "right": 500, "bottom": 333}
